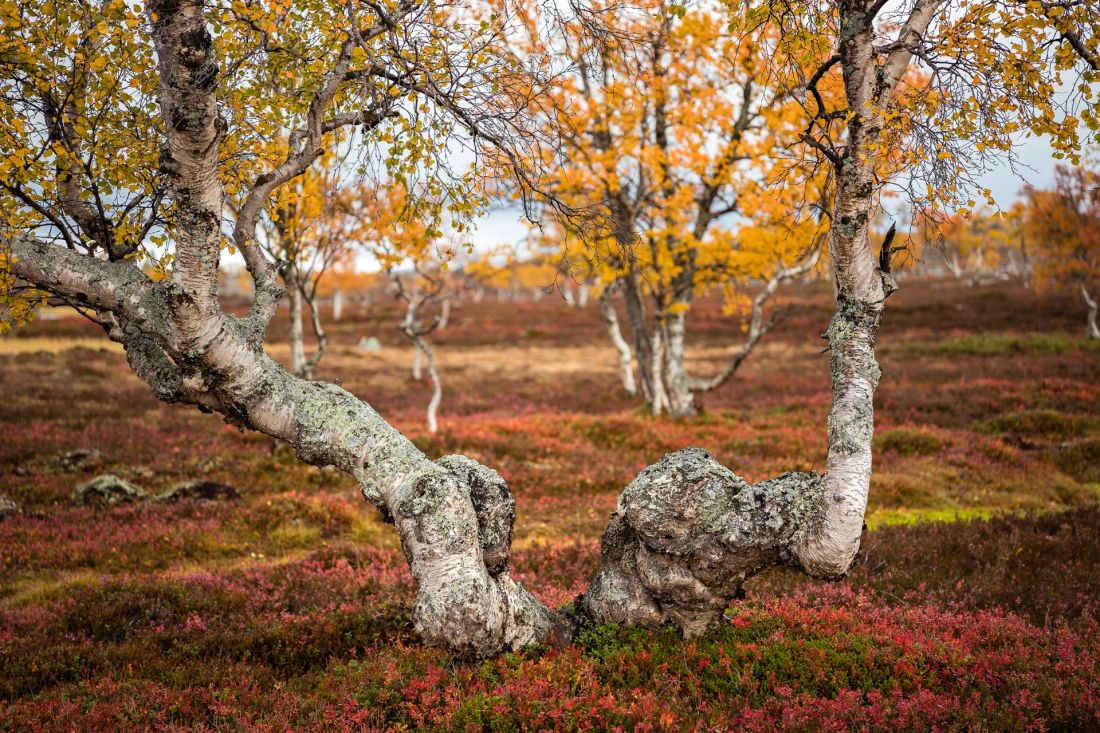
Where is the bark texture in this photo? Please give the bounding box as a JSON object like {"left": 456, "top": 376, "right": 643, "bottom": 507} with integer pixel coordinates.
{"left": 581, "top": 449, "right": 825, "bottom": 636}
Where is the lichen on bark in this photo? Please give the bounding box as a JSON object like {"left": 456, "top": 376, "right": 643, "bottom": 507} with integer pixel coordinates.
{"left": 581, "top": 448, "right": 825, "bottom": 637}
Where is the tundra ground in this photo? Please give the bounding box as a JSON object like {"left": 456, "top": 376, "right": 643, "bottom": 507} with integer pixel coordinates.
{"left": 1, "top": 279, "right": 1098, "bottom": 731}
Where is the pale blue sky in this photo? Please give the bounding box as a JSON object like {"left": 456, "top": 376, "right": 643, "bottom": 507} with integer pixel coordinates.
{"left": 466, "top": 138, "right": 1067, "bottom": 252}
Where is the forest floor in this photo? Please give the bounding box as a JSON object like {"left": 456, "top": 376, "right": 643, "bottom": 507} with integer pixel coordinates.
{"left": 1, "top": 277, "right": 1098, "bottom": 731}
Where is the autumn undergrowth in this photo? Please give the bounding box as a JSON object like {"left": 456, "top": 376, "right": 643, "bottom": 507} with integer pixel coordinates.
{"left": 1, "top": 280, "right": 1098, "bottom": 730}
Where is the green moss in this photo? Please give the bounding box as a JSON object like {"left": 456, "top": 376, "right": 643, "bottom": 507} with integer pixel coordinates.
{"left": 866, "top": 507, "right": 999, "bottom": 529}
{"left": 270, "top": 522, "right": 324, "bottom": 549}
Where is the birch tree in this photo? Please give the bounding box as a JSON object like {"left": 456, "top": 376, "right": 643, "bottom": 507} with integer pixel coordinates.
{"left": 252, "top": 155, "right": 358, "bottom": 379}
{"left": 2, "top": 0, "right": 1096, "bottom": 660}
{"left": 391, "top": 267, "right": 450, "bottom": 432}
{"left": 520, "top": 0, "right": 827, "bottom": 418}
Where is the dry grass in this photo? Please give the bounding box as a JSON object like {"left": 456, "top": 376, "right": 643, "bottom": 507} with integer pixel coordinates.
{"left": 0, "top": 337, "right": 122, "bottom": 355}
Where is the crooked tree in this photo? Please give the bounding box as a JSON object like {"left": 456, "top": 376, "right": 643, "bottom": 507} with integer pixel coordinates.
{"left": 1, "top": 0, "right": 1097, "bottom": 658}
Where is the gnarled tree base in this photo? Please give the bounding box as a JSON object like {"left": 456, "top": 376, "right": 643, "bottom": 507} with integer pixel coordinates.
{"left": 580, "top": 449, "right": 824, "bottom": 637}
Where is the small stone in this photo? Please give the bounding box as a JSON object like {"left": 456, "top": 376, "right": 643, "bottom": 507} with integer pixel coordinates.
{"left": 0, "top": 496, "right": 19, "bottom": 518}
{"left": 357, "top": 336, "right": 382, "bottom": 353}
{"left": 156, "top": 480, "right": 241, "bottom": 503}
{"left": 73, "top": 474, "right": 149, "bottom": 507}
{"left": 53, "top": 449, "right": 103, "bottom": 472}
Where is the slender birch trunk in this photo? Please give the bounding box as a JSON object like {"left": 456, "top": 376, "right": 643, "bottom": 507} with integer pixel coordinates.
{"left": 287, "top": 272, "right": 308, "bottom": 379}
{"left": 621, "top": 272, "right": 657, "bottom": 405}
{"left": 301, "top": 287, "right": 328, "bottom": 381}
{"left": 332, "top": 288, "right": 344, "bottom": 322}
{"left": 414, "top": 336, "right": 442, "bottom": 433}
{"left": 649, "top": 326, "right": 671, "bottom": 416}
{"left": 598, "top": 283, "right": 638, "bottom": 395}
{"left": 1082, "top": 283, "right": 1100, "bottom": 339}
{"left": 662, "top": 310, "right": 697, "bottom": 418}
{"left": 437, "top": 298, "right": 451, "bottom": 330}
{"left": 562, "top": 278, "right": 575, "bottom": 306}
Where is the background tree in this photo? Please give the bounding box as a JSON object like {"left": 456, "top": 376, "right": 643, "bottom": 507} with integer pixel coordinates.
{"left": 910, "top": 206, "right": 1028, "bottom": 282}
{"left": 390, "top": 266, "right": 451, "bottom": 432}
{"left": 520, "top": 0, "right": 826, "bottom": 418}
{"left": 1022, "top": 162, "right": 1100, "bottom": 338}
{"left": 251, "top": 153, "right": 358, "bottom": 379}
{"left": 721, "top": 0, "right": 1100, "bottom": 575}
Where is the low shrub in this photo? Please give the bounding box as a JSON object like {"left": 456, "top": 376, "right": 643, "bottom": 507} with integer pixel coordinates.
{"left": 976, "top": 409, "right": 1099, "bottom": 444}
{"left": 873, "top": 427, "right": 947, "bottom": 456}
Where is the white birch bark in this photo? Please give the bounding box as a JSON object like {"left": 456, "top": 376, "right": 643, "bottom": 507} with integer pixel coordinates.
{"left": 332, "top": 288, "right": 344, "bottom": 322}
{"left": 415, "top": 336, "right": 443, "bottom": 433}
{"left": 437, "top": 298, "right": 451, "bottom": 331}
{"left": 1082, "top": 283, "right": 1100, "bottom": 339}
{"left": 598, "top": 283, "right": 638, "bottom": 395}
{"left": 562, "top": 278, "right": 575, "bottom": 306}
{"left": 288, "top": 274, "right": 307, "bottom": 378}
{"left": 662, "top": 311, "right": 696, "bottom": 418}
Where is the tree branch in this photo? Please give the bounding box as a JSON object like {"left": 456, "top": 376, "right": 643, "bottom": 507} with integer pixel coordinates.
{"left": 688, "top": 242, "right": 822, "bottom": 393}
